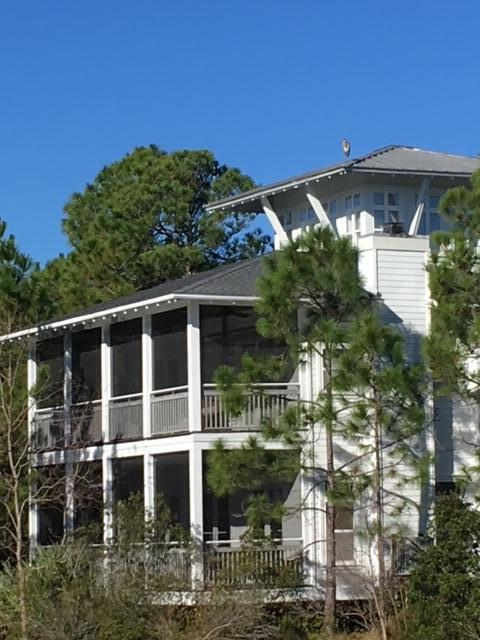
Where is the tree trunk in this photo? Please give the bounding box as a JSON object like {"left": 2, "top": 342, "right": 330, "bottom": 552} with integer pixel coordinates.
{"left": 324, "top": 353, "right": 336, "bottom": 634}
{"left": 373, "top": 382, "right": 388, "bottom": 640}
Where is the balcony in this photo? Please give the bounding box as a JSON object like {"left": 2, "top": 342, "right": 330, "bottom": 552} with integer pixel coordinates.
{"left": 109, "top": 394, "right": 143, "bottom": 441}
{"left": 151, "top": 386, "right": 189, "bottom": 436}
{"left": 203, "top": 541, "right": 304, "bottom": 589}
{"left": 32, "top": 408, "right": 64, "bottom": 450}
{"left": 202, "top": 383, "right": 300, "bottom": 431}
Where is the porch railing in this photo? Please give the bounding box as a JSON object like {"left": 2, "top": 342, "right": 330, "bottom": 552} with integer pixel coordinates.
{"left": 203, "top": 542, "right": 304, "bottom": 588}
{"left": 151, "top": 386, "right": 189, "bottom": 436}
{"left": 201, "top": 383, "right": 300, "bottom": 431}
{"left": 32, "top": 408, "right": 65, "bottom": 450}
{"left": 71, "top": 400, "right": 102, "bottom": 445}
{"left": 109, "top": 394, "right": 143, "bottom": 441}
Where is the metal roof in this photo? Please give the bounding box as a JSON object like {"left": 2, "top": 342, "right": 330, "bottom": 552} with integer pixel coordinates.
{"left": 206, "top": 145, "right": 480, "bottom": 212}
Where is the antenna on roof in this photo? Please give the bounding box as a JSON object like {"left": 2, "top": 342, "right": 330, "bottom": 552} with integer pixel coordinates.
{"left": 342, "top": 138, "right": 351, "bottom": 159}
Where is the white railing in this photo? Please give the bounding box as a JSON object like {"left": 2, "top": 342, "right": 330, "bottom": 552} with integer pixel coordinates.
{"left": 32, "top": 407, "right": 65, "bottom": 450}
{"left": 201, "top": 383, "right": 300, "bottom": 431}
{"left": 151, "top": 386, "right": 189, "bottom": 436}
{"left": 109, "top": 393, "right": 143, "bottom": 441}
{"left": 203, "top": 542, "right": 304, "bottom": 588}
{"left": 71, "top": 400, "right": 102, "bottom": 445}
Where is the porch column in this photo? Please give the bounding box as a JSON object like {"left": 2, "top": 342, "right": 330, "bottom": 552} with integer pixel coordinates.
{"left": 64, "top": 333, "right": 75, "bottom": 533}
{"left": 187, "top": 303, "right": 202, "bottom": 432}
{"left": 101, "top": 324, "right": 111, "bottom": 442}
{"left": 27, "top": 340, "right": 38, "bottom": 553}
{"left": 142, "top": 315, "right": 153, "bottom": 439}
{"left": 144, "top": 453, "right": 155, "bottom": 519}
{"left": 102, "top": 456, "right": 114, "bottom": 544}
{"left": 189, "top": 446, "right": 204, "bottom": 588}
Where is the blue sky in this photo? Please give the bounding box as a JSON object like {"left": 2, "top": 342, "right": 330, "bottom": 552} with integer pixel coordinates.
{"left": 0, "top": 0, "right": 478, "bottom": 264}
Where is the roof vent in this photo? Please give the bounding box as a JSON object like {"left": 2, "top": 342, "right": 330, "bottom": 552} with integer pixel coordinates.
{"left": 382, "top": 221, "right": 404, "bottom": 236}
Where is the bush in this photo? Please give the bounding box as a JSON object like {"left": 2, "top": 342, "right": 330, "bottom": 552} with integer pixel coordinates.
{"left": 403, "top": 493, "right": 480, "bottom": 640}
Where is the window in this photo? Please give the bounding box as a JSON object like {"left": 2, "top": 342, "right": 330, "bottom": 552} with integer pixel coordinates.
{"left": 152, "top": 308, "right": 187, "bottom": 390}
{"left": 37, "top": 337, "right": 64, "bottom": 409}
{"left": 372, "top": 192, "right": 400, "bottom": 229}
{"left": 111, "top": 319, "right": 142, "bottom": 397}
{"left": 200, "top": 306, "right": 291, "bottom": 383}
{"left": 353, "top": 193, "right": 360, "bottom": 208}
{"left": 307, "top": 207, "right": 315, "bottom": 221}
{"left": 345, "top": 195, "right": 352, "bottom": 210}
{"left": 335, "top": 505, "right": 354, "bottom": 563}
{"left": 72, "top": 329, "right": 101, "bottom": 403}
{"left": 329, "top": 200, "right": 337, "bottom": 216}
{"left": 299, "top": 208, "right": 306, "bottom": 222}
{"left": 285, "top": 212, "right": 292, "bottom": 226}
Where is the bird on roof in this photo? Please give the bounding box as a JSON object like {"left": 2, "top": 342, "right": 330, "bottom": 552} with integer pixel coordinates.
{"left": 342, "top": 138, "right": 351, "bottom": 159}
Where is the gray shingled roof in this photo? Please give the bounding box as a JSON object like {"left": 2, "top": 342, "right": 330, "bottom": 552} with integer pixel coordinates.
{"left": 55, "top": 255, "right": 266, "bottom": 323}
{"left": 352, "top": 146, "right": 480, "bottom": 175}
{"left": 207, "top": 145, "right": 480, "bottom": 211}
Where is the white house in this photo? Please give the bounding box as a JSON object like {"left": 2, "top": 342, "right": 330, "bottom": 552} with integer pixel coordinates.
{"left": 4, "top": 144, "right": 480, "bottom": 599}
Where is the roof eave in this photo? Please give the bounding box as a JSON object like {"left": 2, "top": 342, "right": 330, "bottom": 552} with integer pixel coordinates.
{"left": 0, "top": 292, "right": 260, "bottom": 344}
{"left": 206, "top": 167, "right": 347, "bottom": 212}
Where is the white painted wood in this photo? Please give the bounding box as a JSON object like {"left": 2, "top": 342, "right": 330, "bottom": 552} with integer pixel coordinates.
{"left": 408, "top": 178, "right": 430, "bottom": 236}
{"left": 187, "top": 303, "right": 201, "bottom": 433}
{"left": 142, "top": 315, "right": 152, "bottom": 438}
{"left": 189, "top": 446, "right": 204, "bottom": 588}
{"left": 305, "top": 185, "right": 336, "bottom": 234}
{"left": 144, "top": 452, "right": 155, "bottom": 519}
{"left": 27, "top": 341, "right": 38, "bottom": 552}
{"left": 102, "top": 455, "right": 113, "bottom": 544}
{"left": 261, "top": 196, "right": 289, "bottom": 246}
{"left": 101, "top": 325, "right": 111, "bottom": 442}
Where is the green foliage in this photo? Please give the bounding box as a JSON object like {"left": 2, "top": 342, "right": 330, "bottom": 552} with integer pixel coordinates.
{"left": 41, "top": 146, "right": 270, "bottom": 314}
{"left": 404, "top": 493, "right": 480, "bottom": 640}
{"left": 426, "top": 169, "right": 480, "bottom": 398}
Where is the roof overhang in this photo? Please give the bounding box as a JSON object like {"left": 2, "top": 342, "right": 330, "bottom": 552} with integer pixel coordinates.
{"left": 0, "top": 293, "right": 260, "bottom": 344}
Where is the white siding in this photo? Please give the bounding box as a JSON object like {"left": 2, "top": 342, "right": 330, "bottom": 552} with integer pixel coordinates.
{"left": 377, "top": 249, "right": 428, "bottom": 361}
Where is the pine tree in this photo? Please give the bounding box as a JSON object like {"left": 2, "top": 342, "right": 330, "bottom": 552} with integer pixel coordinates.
{"left": 209, "top": 228, "right": 427, "bottom": 636}
{"left": 41, "top": 146, "right": 270, "bottom": 315}
{"left": 209, "top": 226, "right": 369, "bottom": 633}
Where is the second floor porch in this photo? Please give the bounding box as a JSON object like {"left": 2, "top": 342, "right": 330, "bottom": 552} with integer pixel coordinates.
{"left": 30, "top": 302, "right": 299, "bottom": 450}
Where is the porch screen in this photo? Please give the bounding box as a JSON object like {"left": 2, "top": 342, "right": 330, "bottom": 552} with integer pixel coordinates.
{"left": 200, "top": 306, "right": 289, "bottom": 382}
{"left": 37, "top": 465, "right": 65, "bottom": 546}
{"left": 152, "top": 308, "right": 187, "bottom": 390}
{"left": 111, "top": 319, "right": 142, "bottom": 397}
{"left": 112, "top": 456, "right": 144, "bottom": 503}
{"left": 72, "top": 328, "right": 101, "bottom": 403}
{"left": 155, "top": 452, "right": 190, "bottom": 532}
{"left": 74, "top": 461, "right": 103, "bottom": 541}
{"left": 37, "top": 336, "right": 64, "bottom": 409}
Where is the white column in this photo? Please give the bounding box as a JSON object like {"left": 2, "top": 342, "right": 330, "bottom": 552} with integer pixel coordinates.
{"left": 63, "top": 333, "right": 74, "bottom": 533}
{"left": 144, "top": 453, "right": 155, "bottom": 520}
{"left": 101, "top": 325, "right": 111, "bottom": 442}
{"left": 189, "top": 446, "right": 204, "bottom": 588}
{"left": 27, "top": 340, "right": 38, "bottom": 553}
{"left": 187, "top": 303, "right": 202, "bottom": 432}
{"left": 103, "top": 455, "right": 114, "bottom": 544}
{"left": 142, "top": 315, "right": 153, "bottom": 439}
